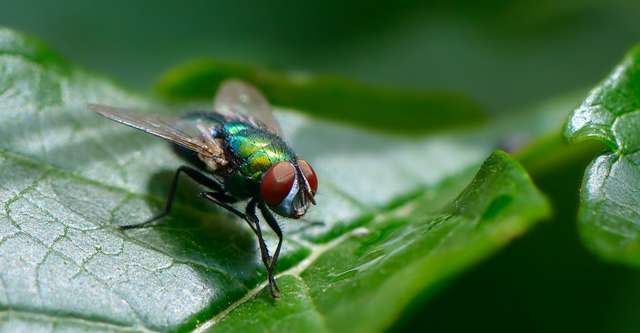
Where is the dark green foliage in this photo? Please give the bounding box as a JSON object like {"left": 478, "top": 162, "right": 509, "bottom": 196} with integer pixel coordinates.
{"left": 155, "top": 59, "right": 487, "bottom": 135}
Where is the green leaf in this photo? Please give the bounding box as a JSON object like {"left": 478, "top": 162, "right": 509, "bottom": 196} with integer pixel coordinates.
{"left": 154, "top": 59, "right": 488, "bottom": 135}
{"left": 0, "top": 28, "right": 548, "bottom": 332}
{"left": 202, "top": 152, "right": 550, "bottom": 333}
{"left": 565, "top": 45, "right": 640, "bottom": 265}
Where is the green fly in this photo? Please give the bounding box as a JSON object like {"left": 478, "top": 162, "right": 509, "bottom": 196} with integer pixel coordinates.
{"left": 88, "top": 80, "right": 318, "bottom": 298}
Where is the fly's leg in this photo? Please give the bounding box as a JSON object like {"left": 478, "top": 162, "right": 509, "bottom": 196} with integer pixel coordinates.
{"left": 201, "top": 192, "right": 256, "bottom": 234}
{"left": 202, "top": 194, "right": 278, "bottom": 298}
{"left": 247, "top": 200, "right": 280, "bottom": 298}
{"left": 259, "top": 202, "right": 282, "bottom": 296}
{"left": 245, "top": 200, "right": 272, "bottom": 268}
{"left": 119, "top": 165, "right": 223, "bottom": 230}
{"left": 200, "top": 193, "right": 269, "bottom": 262}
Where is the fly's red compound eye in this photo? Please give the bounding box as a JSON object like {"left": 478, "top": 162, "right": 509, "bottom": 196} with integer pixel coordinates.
{"left": 298, "top": 160, "right": 318, "bottom": 194}
{"left": 261, "top": 161, "right": 296, "bottom": 205}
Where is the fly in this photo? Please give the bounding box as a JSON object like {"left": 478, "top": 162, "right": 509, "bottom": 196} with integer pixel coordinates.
{"left": 88, "top": 80, "right": 318, "bottom": 298}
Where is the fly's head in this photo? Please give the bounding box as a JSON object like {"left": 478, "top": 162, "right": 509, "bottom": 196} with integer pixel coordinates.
{"left": 260, "top": 159, "right": 317, "bottom": 219}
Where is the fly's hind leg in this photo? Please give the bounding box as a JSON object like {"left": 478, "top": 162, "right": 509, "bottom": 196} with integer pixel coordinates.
{"left": 118, "top": 165, "right": 223, "bottom": 230}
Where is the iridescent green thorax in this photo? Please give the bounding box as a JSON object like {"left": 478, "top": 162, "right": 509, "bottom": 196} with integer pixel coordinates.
{"left": 221, "top": 121, "right": 295, "bottom": 187}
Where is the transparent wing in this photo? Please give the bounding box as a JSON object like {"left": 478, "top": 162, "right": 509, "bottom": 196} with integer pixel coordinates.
{"left": 88, "top": 103, "right": 208, "bottom": 153}
{"left": 214, "top": 79, "right": 283, "bottom": 135}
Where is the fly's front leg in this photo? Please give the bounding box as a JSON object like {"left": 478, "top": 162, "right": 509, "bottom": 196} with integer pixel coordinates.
{"left": 163, "top": 188, "right": 280, "bottom": 298}
{"left": 246, "top": 199, "right": 281, "bottom": 298}
{"left": 200, "top": 192, "right": 250, "bottom": 228}
{"left": 259, "top": 202, "right": 282, "bottom": 295}
{"left": 119, "top": 165, "right": 223, "bottom": 230}
{"left": 245, "top": 200, "right": 272, "bottom": 268}
{"left": 202, "top": 194, "right": 274, "bottom": 293}
{"left": 201, "top": 194, "right": 269, "bottom": 276}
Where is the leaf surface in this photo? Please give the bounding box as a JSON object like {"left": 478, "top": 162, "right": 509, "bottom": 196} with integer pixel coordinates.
{"left": 0, "top": 28, "right": 548, "bottom": 332}
{"left": 203, "top": 152, "right": 550, "bottom": 333}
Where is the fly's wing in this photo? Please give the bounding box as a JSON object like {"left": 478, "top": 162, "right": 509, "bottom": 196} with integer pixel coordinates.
{"left": 214, "top": 79, "right": 283, "bottom": 136}
{"left": 88, "top": 103, "right": 210, "bottom": 154}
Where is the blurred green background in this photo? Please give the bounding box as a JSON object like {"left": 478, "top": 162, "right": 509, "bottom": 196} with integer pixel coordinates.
{"left": 2, "top": 0, "right": 639, "bottom": 112}
{"left": 3, "top": 1, "right": 640, "bottom": 332}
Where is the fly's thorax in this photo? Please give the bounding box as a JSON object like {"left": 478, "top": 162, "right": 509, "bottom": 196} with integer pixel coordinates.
{"left": 222, "top": 124, "right": 294, "bottom": 178}
{"left": 222, "top": 121, "right": 250, "bottom": 136}
{"left": 219, "top": 122, "right": 295, "bottom": 197}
